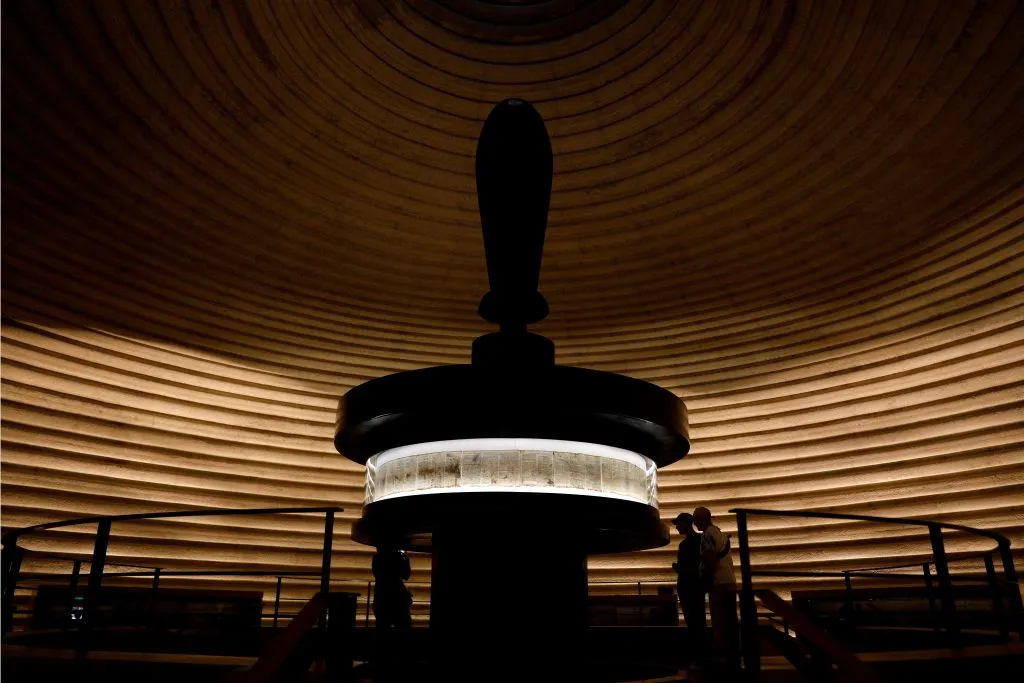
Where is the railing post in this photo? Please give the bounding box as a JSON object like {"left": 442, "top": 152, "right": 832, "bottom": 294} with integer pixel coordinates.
{"left": 923, "top": 562, "right": 939, "bottom": 634}
{"left": 997, "top": 540, "right": 1022, "bottom": 637}
{"left": 84, "top": 519, "right": 112, "bottom": 629}
{"left": 984, "top": 553, "right": 1007, "bottom": 638}
{"left": 928, "top": 523, "right": 960, "bottom": 647}
{"left": 320, "top": 510, "right": 335, "bottom": 635}
{"left": 274, "top": 576, "right": 283, "bottom": 628}
{"left": 736, "top": 510, "right": 760, "bottom": 675}
{"left": 365, "top": 581, "right": 372, "bottom": 628}
{"left": 68, "top": 559, "right": 83, "bottom": 627}
{"left": 70, "top": 559, "right": 82, "bottom": 593}
{"left": 2, "top": 541, "right": 24, "bottom": 633}
{"left": 150, "top": 568, "right": 161, "bottom": 629}
{"left": 320, "top": 511, "right": 335, "bottom": 596}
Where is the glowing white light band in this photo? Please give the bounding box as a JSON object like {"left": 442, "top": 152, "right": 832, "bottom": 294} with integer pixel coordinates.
{"left": 371, "top": 438, "right": 650, "bottom": 469}
{"left": 364, "top": 438, "right": 657, "bottom": 508}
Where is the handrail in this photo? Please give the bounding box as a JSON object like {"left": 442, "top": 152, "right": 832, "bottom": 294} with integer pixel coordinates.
{"left": 756, "top": 589, "right": 880, "bottom": 683}
{"left": 7, "top": 555, "right": 162, "bottom": 570}
{"left": 2, "top": 506, "right": 342, "bottom": 636}
{"left": 2, "top": 505, "right": 344, "bottom": 544}
{"left": 730, "top": 507, "right": 1009, "bottom": 542}
{"left": 747, "top": 569, "right": 948, "bottom": 580}
{"left": 729, "top": 507, "right": 1018, "bottom": 595}
{"left": 245, "top": 591, "right": 356, "bottom": 682}
{"left": 853, "top": 555, "right": 994, "bottom": 573}
{"left": 730, "top": 507, "right": 1021, "bottom": 676}
{"left": 732, "top": 506, "right": 1014, "bottom": 578}
{"left": 15, "top": 570, "right": 326, "bottom": 578}
{"left": 245, "top": 592, "right": 328, "bottom": 683}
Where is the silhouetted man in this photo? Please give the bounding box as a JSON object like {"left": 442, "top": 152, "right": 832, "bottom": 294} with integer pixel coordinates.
{"left": 372, "top": 546, "right": 412, "bottom": 630}
{"left": 694, "top": 506, "right": 739, "bottom": 674}
{"left": 672, "top": 511, "right": 706, "bottom": 661}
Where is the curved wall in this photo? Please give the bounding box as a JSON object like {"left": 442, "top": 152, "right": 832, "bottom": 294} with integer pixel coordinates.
{"left": 2, "top": 0, "right": 1022, "bottom": 609}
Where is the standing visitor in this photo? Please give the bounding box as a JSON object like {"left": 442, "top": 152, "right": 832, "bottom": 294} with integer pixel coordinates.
{"left": 672, "top": 511, "right": 707, "bottom": 663}
{"left": 693, "top": 506, "right": 739, "bottom": 674}
{"left": 372, "top": 546, "right": 412, "bottom": 630}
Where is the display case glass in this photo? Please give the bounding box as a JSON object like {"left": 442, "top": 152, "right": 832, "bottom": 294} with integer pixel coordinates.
{"left": 364, "top": 438, "right": 658, "bottom": 507}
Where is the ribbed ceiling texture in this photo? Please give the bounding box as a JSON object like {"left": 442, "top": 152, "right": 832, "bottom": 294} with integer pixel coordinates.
{"left": 3, "top": 0, "right": 1023, "bottom": 609}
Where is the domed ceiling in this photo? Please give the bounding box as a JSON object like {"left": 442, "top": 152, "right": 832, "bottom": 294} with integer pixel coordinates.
{"left": 3, "top": 0, "right": 1023, "bottom": 606}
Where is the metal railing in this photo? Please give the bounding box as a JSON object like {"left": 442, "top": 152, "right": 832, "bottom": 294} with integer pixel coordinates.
{"left": 731, "top": 507, "right": 1021, "bottom": 676}
{"left": 5, "top": 504, "right": 1019, "bottom": 675}
{"left": 1, "top": 505, "right": 342, "bottom": 634}
{"left": 244, "top": 591, "right": 355, "bottom": 683}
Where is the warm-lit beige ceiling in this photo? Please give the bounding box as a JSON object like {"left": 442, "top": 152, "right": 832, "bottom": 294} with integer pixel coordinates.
{"left": 2, "top": 1, "right": 1023, "bottom": 605}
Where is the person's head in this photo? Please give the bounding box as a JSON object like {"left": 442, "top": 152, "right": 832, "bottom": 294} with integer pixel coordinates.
{"left": 673, "top": 512, "right": 694, "bottom": 536}
{"left": 692, "top": 506, "right": 712, "bottom": 531}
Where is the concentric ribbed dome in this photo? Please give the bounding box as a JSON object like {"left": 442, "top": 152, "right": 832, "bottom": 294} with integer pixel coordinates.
{"left": 3, "top": 1, "right": 1023, "bottom": 606}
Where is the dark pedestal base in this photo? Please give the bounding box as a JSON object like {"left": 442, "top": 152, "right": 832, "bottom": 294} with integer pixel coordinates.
{"left": 352, "top": 493, "right": 670, "bottom": 680}
{"left": 430, "top": 520, "right": 588, "bottom": 681}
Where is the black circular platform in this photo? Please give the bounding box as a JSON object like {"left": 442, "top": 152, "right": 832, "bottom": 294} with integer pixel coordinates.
{"left": 352, "top": 492, "right": 670, "bottom": 554}
{"left": 336, "top": 363, "right": 689, "bottom": 468}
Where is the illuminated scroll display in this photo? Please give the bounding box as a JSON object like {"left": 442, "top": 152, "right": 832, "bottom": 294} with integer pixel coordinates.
{"left": 364, "top": 438, "right": 658, "bottom": 507}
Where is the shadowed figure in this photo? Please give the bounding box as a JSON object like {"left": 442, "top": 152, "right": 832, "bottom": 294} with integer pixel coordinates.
{"left": 369, "top": 546, "right": 413, "bottom": 681}
{"left": 694, "top": 506, "right": 740, "bottom": 676}
{"left": 372, "top": 546, "right": 412, "bottom": 630}
{"left": 673, "top": 512, "right": 707, "bottom": 665}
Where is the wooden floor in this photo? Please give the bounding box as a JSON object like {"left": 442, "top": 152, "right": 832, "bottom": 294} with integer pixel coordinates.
{"left": 2, "top": 643, "right": 255, "bottom": 667}
{"left": 6, "top": 637, "right": 1024, "bottom": 682}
